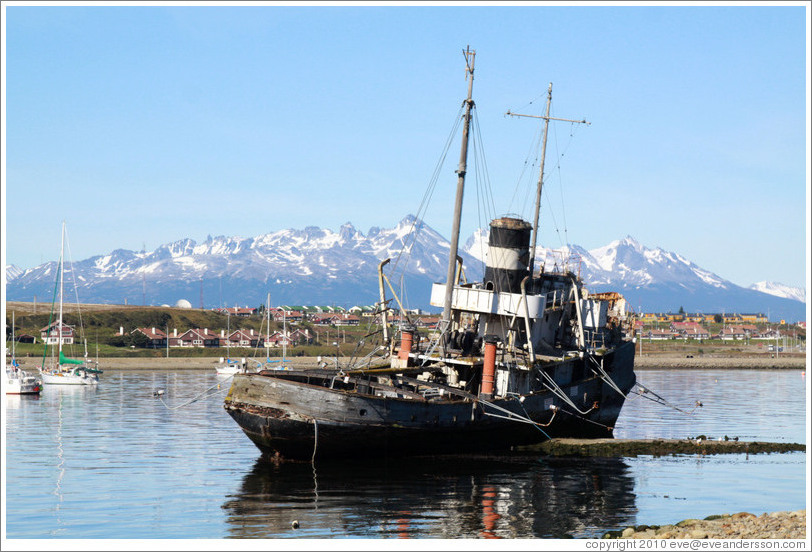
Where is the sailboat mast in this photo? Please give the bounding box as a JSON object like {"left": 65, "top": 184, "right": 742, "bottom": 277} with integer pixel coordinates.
{"left": 441, "top": 46, "right": 476, "bottom": 327}
{"left": 266, "top": 293, "right": 271, "bottom": 359}
{"left": 58, "top": 221, "right": 65, "bottom": 363}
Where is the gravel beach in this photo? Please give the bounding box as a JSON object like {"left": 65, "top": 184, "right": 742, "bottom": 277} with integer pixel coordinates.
{"left": 632, "top": 354, "right": 805, "bottom": 370}
{"left": 604, "top": 509, "right": 807, "bottom": 539}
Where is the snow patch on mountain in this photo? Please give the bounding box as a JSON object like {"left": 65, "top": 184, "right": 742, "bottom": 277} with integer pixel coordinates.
{"left": 749, "top": 281, "right": 806, "bottom": 303}
{"left": 5, "top": 265, "right": 24, "bottom": 282}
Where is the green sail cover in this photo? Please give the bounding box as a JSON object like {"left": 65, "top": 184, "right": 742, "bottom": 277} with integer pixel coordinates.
{"left": 59, "top": 351, "right": 85, "bottom": 365}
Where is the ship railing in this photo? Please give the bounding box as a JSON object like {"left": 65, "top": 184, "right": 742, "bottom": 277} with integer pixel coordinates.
{"left": 583, "top": 328, "right": 608, "bottom": 350}
{"left": 539, "top": 250, "right": 583, "bottom": 280}
{"left": 349, "top": 344, "right": 391, "bottom": 370}
{"left": 544, "top": 289, "right": 566, "bottom": 310}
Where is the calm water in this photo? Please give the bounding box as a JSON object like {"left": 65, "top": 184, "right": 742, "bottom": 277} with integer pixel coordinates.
{"left": 3, "top": 368, "right": 807, "bottom": 539}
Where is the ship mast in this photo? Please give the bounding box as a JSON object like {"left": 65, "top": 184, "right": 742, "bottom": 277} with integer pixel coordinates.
{"left": 506, "top": 83, "right": 589, "bottom": 276}
{"left": 441, "top": 46, "right": 476, "bottom": 329}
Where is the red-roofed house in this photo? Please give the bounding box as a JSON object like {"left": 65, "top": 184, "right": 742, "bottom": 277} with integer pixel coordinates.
{"left": 719, "top": 327, "right": 746, "bottom": 340}
{"left": 272, "top": 310, "right": 303, "bottom": 323}
{"left": 289, "top": 328, "right": 312, "bottom": 345}
{"left": 645, "top": 328, "right": 677, "bottom": 340}
{"left": 215, "top": 307, "right": 257, "bottom": 317}
{"left": 132, "top": 327, "right": 168, "bottom": 348}
{"left": 310, "top": 314, "right": 341, "bottom": 326}
{"left": 223, "top": 329, "right": 256, "bottom": 348}
{"left": 174, "top": 328, "right": 220, "bottom": 347}
{"left": 334, "top": 314, "right": 360, "bottom": 326}
{"left": 40, "top": 322, "right": 75, "bottom": 345}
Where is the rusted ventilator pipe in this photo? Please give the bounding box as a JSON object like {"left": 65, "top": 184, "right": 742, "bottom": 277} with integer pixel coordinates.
{"left": 398, "top": 325, "right": 415, "bottom": 366}
{"left": 480, "top": 335, "right": 499, "bottom": 400}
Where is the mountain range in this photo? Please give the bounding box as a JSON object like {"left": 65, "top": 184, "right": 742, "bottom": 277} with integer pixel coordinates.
{"left": 5, "top": 215, "right": 806, "bottom": 322}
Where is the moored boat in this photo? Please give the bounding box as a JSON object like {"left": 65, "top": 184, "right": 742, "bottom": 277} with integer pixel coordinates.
{"left": 39, "top": 222, "right": 102, "bottom": 386}
{"left": 6, "top": 312, "right": 43, "bottom": 395}
{"left": 224, "top": 48, "right": 636, "bottom": 461}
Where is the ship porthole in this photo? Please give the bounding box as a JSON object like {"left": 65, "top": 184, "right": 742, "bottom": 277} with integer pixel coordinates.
{"left": 359, "top": 409, "right": 367, "bottom": 416}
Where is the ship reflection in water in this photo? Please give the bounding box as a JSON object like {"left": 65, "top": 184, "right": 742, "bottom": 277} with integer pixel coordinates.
{"left": 222, "top": 454, "right": 637, "bottom": 539}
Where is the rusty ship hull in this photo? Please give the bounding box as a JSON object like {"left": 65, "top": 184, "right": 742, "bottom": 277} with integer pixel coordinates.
{"left": 224, "top": 340, "right": 635, "bottom": 461}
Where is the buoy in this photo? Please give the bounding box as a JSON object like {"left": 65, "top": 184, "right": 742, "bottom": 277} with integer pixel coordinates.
{"left": 291, "top": 520, "right": 299, "bottom": 529}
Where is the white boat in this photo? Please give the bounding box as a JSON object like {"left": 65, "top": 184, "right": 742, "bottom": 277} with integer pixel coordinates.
{"left": 6, "top": 311, "right": 43, "bottom": 395}
{"left": 216, "top": 294, "right": 287, "bottom": 375}
{"left": 39, "top": 222, "right": 102, "bottom": 386}
{"left": 5, "top": 365, "right": 43, "bottom": 394}
{"left": 248, "top": 297, "right": 291, "bottom": 372}
{"left": 215, "top": 358, "right": 249, "bottom": 376}
{"left": 215, "top": 311, "right": 250, "bottom": 376}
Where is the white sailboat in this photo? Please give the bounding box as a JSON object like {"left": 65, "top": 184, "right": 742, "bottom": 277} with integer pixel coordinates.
{"left": 249, "top": 293, "right": 283, "bottom": 372}
{"left": 5, "top": 311, "right": 43, "bottom": 395}
{"left": 40, "top": 222, "right": 102, "bottom": 386}
{"left": 215, "top": 312, "right": 247, "bottom": 376}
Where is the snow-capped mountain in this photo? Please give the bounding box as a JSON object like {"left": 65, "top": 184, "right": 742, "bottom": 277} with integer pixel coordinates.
{"left": 748, "top": 281, "right": 806, "bottom": 303}
{"left": 5, "top": 264, "right": 24, "bottom": 282}
{"left": 463, "top": 234, "right": 806, "bottom": 321}
{"left": 6, "top": 216, "right": 479, "bottom": 311}
{"left": 467, "top": 235, "right": 732, "bottom": 290}
{"left": 5, "top": 216, "right": 806, "bottom": 322}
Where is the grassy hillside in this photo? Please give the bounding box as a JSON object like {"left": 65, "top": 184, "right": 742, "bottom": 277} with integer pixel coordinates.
{"left": 5, "top": 301, "right": 381, "bottom": 359}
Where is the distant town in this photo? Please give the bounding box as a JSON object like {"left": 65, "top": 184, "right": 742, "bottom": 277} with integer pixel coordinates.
{"left": 11, "top": 302, "right": 804, "bottom": 351}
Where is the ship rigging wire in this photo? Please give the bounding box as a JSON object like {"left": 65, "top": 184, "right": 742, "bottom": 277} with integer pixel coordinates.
{"left": 389, "top": 105, "right": 464, "bottom": 277}
{"left": 156, "top": 376, "right": 230, "bottom": 410}
{"left": 385, "top": 102, "right": 498, "bottom": 318}
{"left": 630, "top": 383, "right": 703, "bottom": 415}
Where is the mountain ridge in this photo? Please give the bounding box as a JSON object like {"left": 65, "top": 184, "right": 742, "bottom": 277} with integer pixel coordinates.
{"left": 5, "top": 215, "right": 806, "bottom": 322}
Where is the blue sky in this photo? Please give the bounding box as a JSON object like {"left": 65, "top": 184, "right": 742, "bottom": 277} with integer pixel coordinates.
{"left": 2, "top": 3, "right": 809, "bottom": 289}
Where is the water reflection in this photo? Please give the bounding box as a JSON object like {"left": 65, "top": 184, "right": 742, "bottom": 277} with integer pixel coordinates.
{"left": 222, "top": 455, "right": 638, "bottom": 538}
{"left": 5, "top": 369, "right": 805, "bottom": 539}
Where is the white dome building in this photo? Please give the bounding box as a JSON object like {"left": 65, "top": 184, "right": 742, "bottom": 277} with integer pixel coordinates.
{"left": 175, "top": 299, "right": 193, "bottom": 309}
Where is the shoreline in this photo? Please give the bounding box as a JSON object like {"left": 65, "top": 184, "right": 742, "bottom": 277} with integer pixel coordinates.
{"left": 634, "top": 354, "right": 806, "bottom": 370}
{"left": 604, "top": 509, "right": 806, "bottom": 539}
{"left": 12, "top": 354, "right": 807, "bottom": 371}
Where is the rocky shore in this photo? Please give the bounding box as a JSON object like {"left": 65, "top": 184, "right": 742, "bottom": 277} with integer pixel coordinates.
{"left": 603, "top": 509, "right": 806, "bottom": 539}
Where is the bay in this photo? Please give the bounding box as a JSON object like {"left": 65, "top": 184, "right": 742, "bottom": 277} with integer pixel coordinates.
{"left": 3, "top": 368, "right": 807, "bottom": 540}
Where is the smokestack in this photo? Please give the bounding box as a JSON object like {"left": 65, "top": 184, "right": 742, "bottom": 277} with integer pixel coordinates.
{"left": 484, "top": 217, "right": 532, "bottom": 294}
